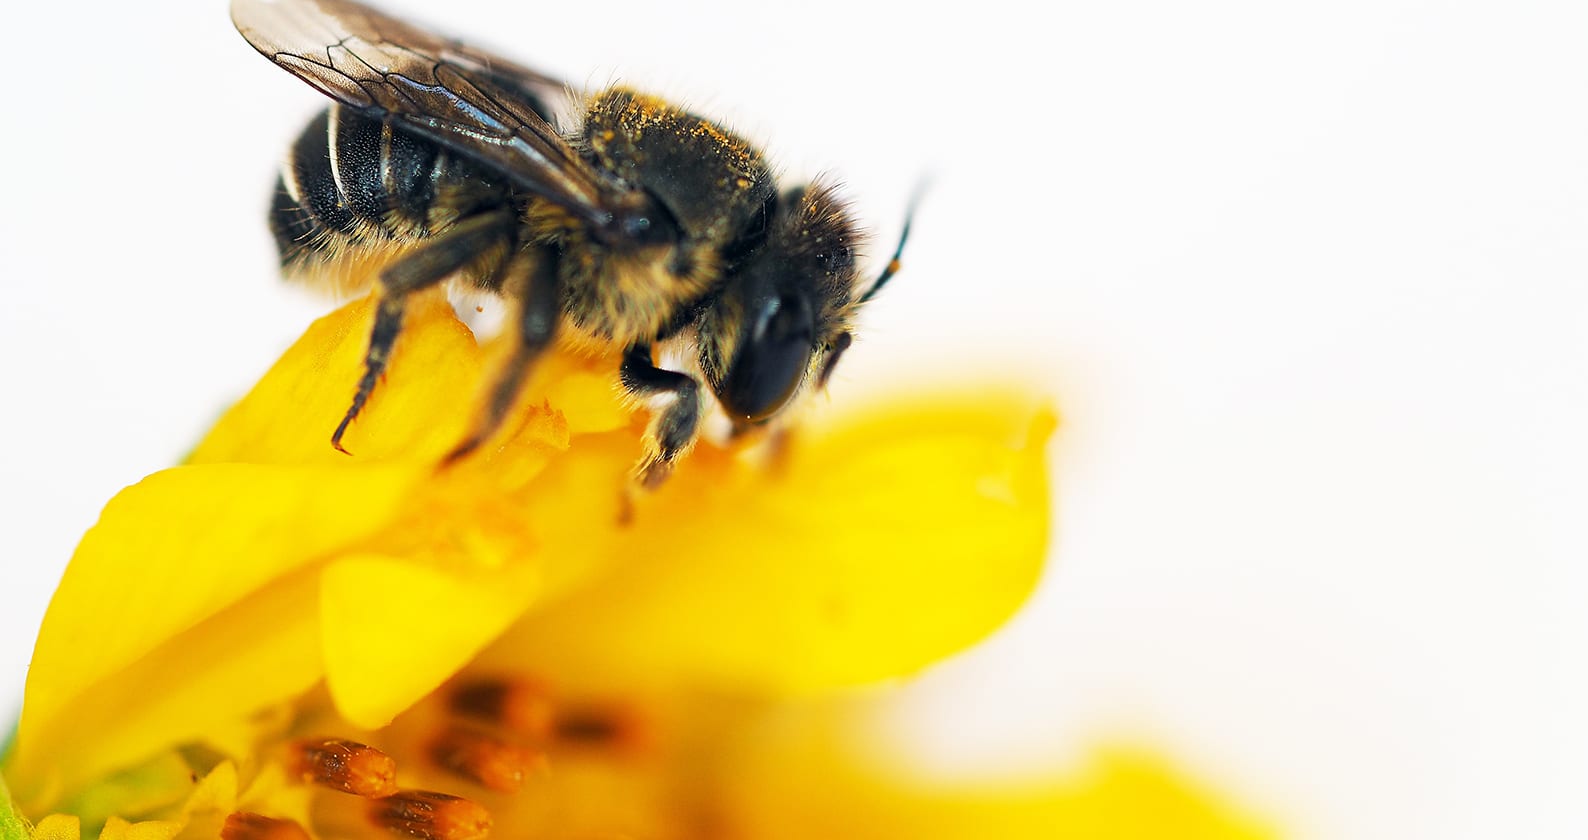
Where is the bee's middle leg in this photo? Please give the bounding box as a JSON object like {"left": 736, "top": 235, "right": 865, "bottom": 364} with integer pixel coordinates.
{"left": 443, "top": 245, "right": 563, "bottom": 465}
{"left": 620, "top": 343, "right": 703, "bottom": 487}
{"left": 331, "top": 211, "right": 516, "bottom": 453}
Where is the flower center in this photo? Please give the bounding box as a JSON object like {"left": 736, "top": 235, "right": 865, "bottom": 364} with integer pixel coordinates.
{"left": 224, "top": 675, "right": 648, "bottom": 840}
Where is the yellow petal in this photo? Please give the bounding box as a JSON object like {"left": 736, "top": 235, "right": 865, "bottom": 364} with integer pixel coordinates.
{"left": 17, "top": 571, "right": 321, "bottom": 814}
{"left": 186, "top": 292, "right": 482, "bottom": 466}
{"left": 11, "top": 296, "right": 633, "bottom": 807}
{"left": 175, "top": 762, "right": 235, "bottom": 821}
{"left": 29, "top": 815, "right": 79, "bottom": 840}
{"left": 320, "top": 555, "right": 543, "bottom": 729}
{"left": 6, "top": 284, "right": 1068, "bottom": 840}
{"left": 532, "top": 353, "right": 633, "bottom": 437}
{"left": 729, "top": 747, "right": 1273, "bottom": 839}
{"left": 11, "top": 463, "right": 414, "bottom": 808}
{"left": 712, "top": 699, "right": 1271, "bottom": 839}
{"left": 479, "top": 392, "right": 1054, "bottom": 693}
{"left": 171, "top": 762, "right": 237, "bottom": 840}
{"left": 187, "top": 292, "right": 632, "bottom": 465}
{"left": 95, "top": 817, "right": 178, "bottom": 840}
{"left": 231, "top": 765, "right": 310, "bottom": 831}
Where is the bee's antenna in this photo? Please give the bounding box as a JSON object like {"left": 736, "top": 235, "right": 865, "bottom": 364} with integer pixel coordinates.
{"left": 859, "top": 180, "right": 929, "bottom": 304}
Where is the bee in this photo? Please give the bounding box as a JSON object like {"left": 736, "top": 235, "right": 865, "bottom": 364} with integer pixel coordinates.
{"left": 231, "top": 0, "right": 909, "bottom": 484}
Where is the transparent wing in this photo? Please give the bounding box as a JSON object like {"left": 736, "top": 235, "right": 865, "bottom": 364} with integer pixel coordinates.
{"left": 232, "top": 0, "right": 625, "bottom": 231}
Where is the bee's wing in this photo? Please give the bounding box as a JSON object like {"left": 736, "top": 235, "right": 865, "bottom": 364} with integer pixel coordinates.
{"left": 232, "top": 0, "right": 615, "bottom": 229}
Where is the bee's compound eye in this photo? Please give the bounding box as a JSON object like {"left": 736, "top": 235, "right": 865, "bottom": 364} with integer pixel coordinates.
{"left": 720, "top": 294, "right": 815, "bottom": 422}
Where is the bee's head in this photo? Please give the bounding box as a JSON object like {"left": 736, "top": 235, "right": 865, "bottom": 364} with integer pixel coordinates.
{"left": 700, "top": 182, "right": 881, "bottom": 424}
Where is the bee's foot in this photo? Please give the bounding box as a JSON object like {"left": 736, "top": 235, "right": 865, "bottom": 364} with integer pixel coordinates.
{"left": 615, "top": 484, "right": 637, "bottom": 527}
{"left": 439, "top": 435, "right": 485, "bottom": 469}
{"left": 331, "top": 415, "right": 358, "bottom": 455}
{"left": 637, "top": 458, "right": 673, "bottom": 490}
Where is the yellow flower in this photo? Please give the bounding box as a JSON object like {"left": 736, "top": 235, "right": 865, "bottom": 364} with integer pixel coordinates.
{"left": 0, "top": 292, "right": 1267, "bottom": 839}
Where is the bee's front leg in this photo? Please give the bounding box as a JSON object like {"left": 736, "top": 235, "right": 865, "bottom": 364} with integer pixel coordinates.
{"left": 619, "top": 343, "right": 703, "bottom": 487}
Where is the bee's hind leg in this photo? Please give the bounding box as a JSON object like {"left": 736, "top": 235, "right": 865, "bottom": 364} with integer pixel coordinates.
{"left": 442, "top": 245, "right": 563, "bottom": 465}
{"left": 619, "top": 343, "right": 703, "bottom": 487}
{"left": 332, "top": 211, "right": 516, "bottom": 454}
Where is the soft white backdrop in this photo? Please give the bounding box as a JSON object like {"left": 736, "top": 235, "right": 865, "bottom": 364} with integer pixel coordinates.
{"left": 1, "top": 0, "right": 1584, "bottom": 837}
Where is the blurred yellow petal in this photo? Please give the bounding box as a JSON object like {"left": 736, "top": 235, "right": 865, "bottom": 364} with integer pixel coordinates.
{"left": 94, "top": 817, "right": 177, "bottom": 840}
{"left": 320, "top": 556, "right": 542, "bottom": 729}
{"left": 729, "top": 748, "right": 1272, "bottom": 840}
{"left": 709, "top": 699, "right": 1271, "bottom": 840}
{"left": 480, "top": 393, "right": 1055, "bottom": 694}
{"left": 169, "top": 762, "right": 237, "bottom": 840}
{"left": 28, "top": 815, "right": 79, "bottom": 840}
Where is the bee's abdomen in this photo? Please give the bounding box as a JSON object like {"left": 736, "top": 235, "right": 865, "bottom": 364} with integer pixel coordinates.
{"left": 270, "top": 105, "right": 505, "bottom": 268}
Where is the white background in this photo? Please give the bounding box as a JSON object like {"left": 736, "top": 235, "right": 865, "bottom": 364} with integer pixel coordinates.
{"left": 2, "top": 0, "right": 1584, "bottom": 837}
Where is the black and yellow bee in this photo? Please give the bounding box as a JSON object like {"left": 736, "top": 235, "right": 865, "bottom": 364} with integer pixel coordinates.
{"left": 232, "top": 0, "right": 908, "bottom": 484}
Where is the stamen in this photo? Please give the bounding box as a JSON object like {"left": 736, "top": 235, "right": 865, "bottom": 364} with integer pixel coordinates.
{"left": 289, "top": 738, "right": 399, "bottom": 798}
{"left": 368, "top": 790, "right": 492, "bottom": 840}
{"left": 553, "top": 704, "right": 646, "bottom": 754}
{"left": 448, "top": 678, "right": 554, "bottom": 739}
{"left": 221, "top": 813, "right": 312, "bottom": 840}
{"left": 428, "top": 727, "right": 547, "bottom": 793}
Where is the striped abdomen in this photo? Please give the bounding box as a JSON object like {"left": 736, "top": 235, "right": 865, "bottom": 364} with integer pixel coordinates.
{"left": 270, "top": 105, "right": 513, "bottom": 279}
